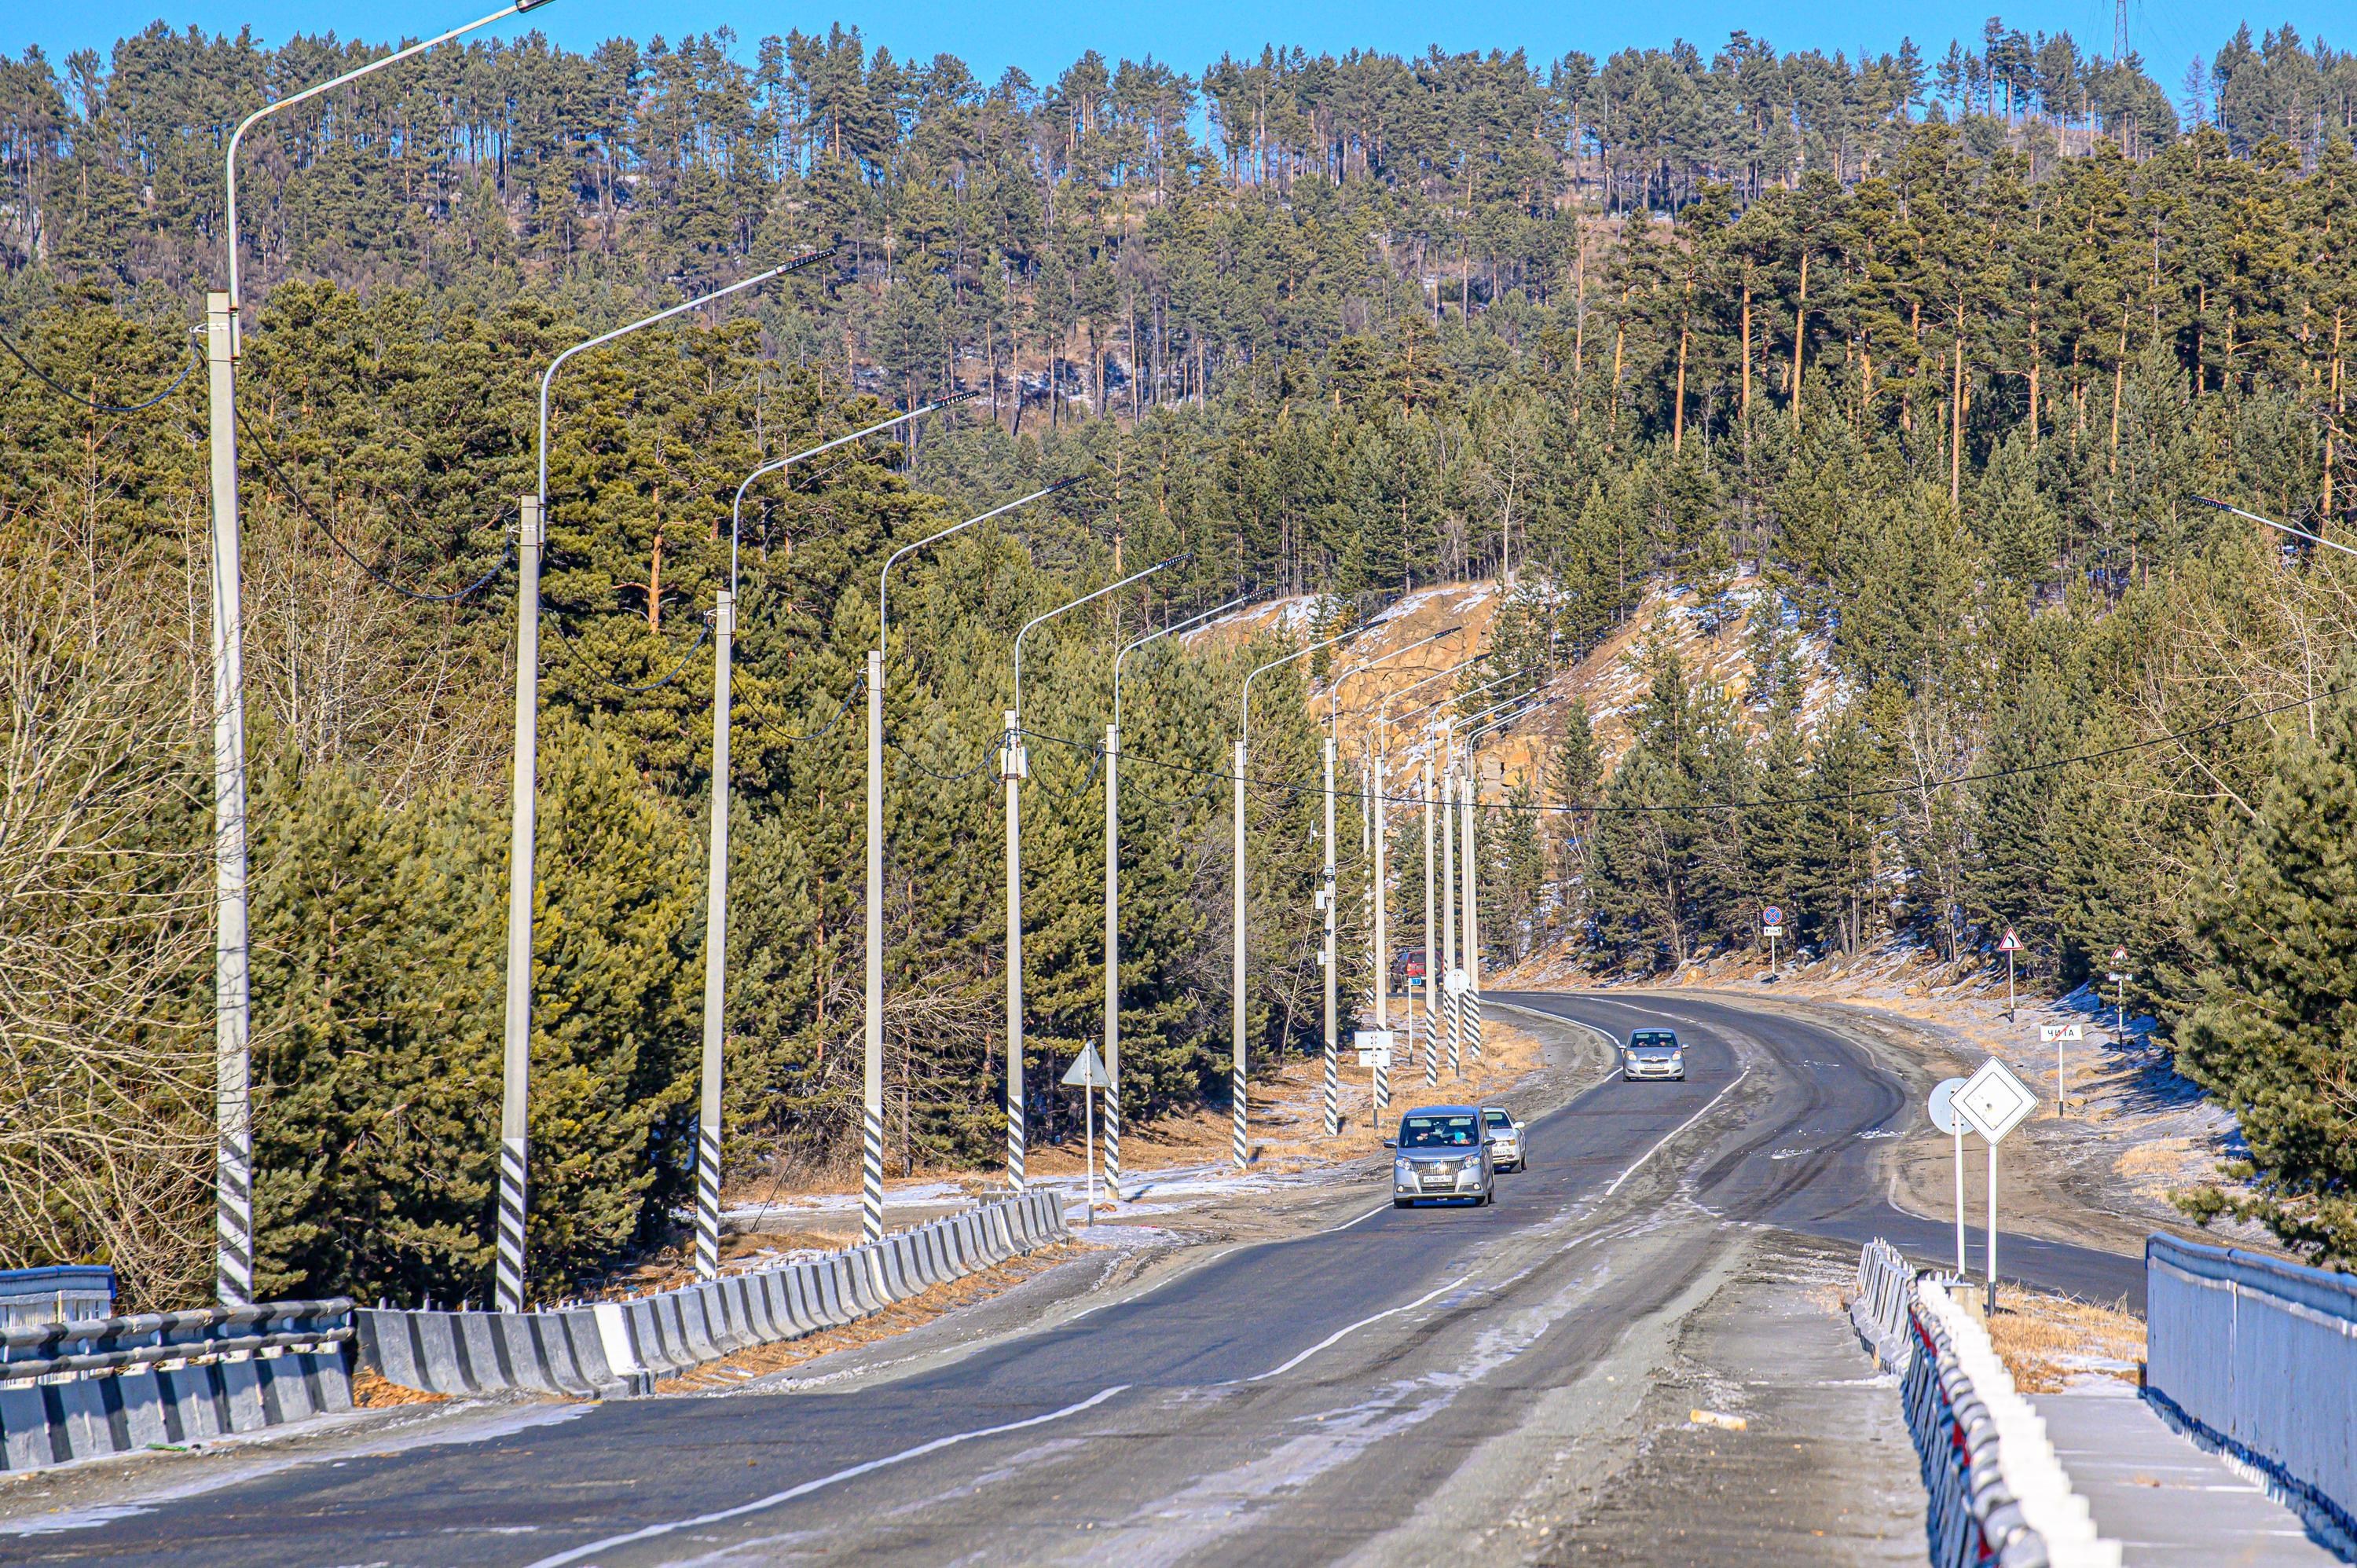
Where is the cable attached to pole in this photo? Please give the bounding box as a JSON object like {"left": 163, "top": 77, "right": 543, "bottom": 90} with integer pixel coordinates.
{"left": 544, "top": 609, "right": 712, "bottom": 695}
{"left": 776, "top": 675, "right": 867, "bottom": 742}
{"left": 236, "top": 405, "right": 512, "bottom": 603}
{"left": 0, "top": 329, "right": 201, "bottom": 413}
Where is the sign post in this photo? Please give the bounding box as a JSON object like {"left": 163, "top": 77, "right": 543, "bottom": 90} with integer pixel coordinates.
{"left": 1354, "top": 1030, "right": 1395, "bottom": 1124}
{"left": 1062, "top": 1042, "right": 1111, "bottom": 1221}
{"left": 1761, "top": 906, "right": 1783, "bottom": 977}
{"left": 1956, "top": 1057, "right": 2038, "bottom": 1313}
{"left": 1996, "top": 928, "right": 2022, "bottom": 1019}
{"left": 2109, "top": 948, "right": 2130, "bottom": 1043}
{"left": 2040, "top": 1022, "right": 2084, "bottom": 1116}
{"left": 1928, "top": 1077, "right": 1969, "bottom": 1275}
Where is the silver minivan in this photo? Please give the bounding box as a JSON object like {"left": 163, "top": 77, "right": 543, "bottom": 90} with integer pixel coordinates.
{"left": 1387, "top": 1105, "right": 1496, "bottom": 1207}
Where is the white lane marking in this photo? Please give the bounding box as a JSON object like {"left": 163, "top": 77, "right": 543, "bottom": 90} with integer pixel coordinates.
{"left": 1600, "top": 1065, "right": 1750, "bottom": 1199}
{"left": 1316, "top": 1203, "right": 1391, "bottom": 1236}
{"left": 520, "top": 1385, "right": 1129, "bottom": 1568}
{"left": 1241, "top": 1273, "right": 1473, "bottom": 1384}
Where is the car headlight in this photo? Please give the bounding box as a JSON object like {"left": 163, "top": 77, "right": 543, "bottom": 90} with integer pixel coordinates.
{"left": 1395, "top": 1158, "right": 1413, "bottom": 1177}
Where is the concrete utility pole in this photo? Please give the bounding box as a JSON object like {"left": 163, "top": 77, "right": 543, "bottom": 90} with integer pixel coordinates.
{"left": 863, "top": 482, "right": 1075, "bottom": 1235}
{"left": 1373, "top": 652, "right": 1490, "bottom": 1097}
{"left": 210, "top": 0, "right": 551, "bottom": 1310}
{"left": 1460, "top": 760, "right": 1482, "bottom": 1061}
{"left": 1236, "top": 623, "right": 1363, "bottom": 1169}
{"left": 1006, "top": 554, "right": 1187, "bottom": 1191}
{"left": 1313, "top": 625, "right": 1460, "bottom": 1135}
{"left": 1107, "top": 595, "right": 1251, "bottom": 1197}
{"left": 695, "top": 394, "right": 959, "bottom": 1281}
{"left": 500, "top": 253, "right": 817, "bottom": 1314}
{"left": 1321, "top": 734, "right": 1338, "bottom": 1132}
{"left": 1440, "top": 730, "right": 1460, "bottom": 1079}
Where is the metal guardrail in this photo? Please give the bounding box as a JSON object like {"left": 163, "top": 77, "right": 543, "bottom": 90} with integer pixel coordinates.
{"left": 1850, "top": 1236, "right": 1916, "bottom": 1374}
{"left": 359, "top": 1188, "right": 1071, "bottom": 1399}
{"left": 0, "top": 1299, "right": 352, "bottom": 1380}
{"left": 2146, "top": 1231, "right": 2357, "bottom": 1543}
{"left": 0, "top": 1299, "right": 357, "bottom": 1471}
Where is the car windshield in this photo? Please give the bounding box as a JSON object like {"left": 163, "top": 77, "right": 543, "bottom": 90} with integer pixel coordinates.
{"left": 1398, "top": 1114, "right": 1479, "bottom": 1149}
{"left": 1629, "top": 1031, "right": 1680, "bottom": 1053}
{"left": 1483, "top": 1110, "right": 1512, "bottom": 1130}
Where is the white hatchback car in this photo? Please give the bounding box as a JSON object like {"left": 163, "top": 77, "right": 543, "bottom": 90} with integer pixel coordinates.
{"left": 1622, "top": 1028, "right": 1687, "bottom": 1080}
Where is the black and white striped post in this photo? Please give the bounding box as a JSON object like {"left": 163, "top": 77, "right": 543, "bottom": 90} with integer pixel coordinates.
{"left": 1460, "top": 762, "right": 1484, "bottom": 1062}
{"left": 870, "top": 482, "right": 1072, "bottom": 1238}
{"left": 501, "top": 258, "right": 819, "bottom": 1313}
{"left": 1108, "top": 595, "right": 1252, "bottom": 1198}
{"left": 212, "top": 0, "right": 547, "bottom": 1313}
{"left": 1237, "top": 623, "right": 1363, "bottom": 1168}
{"left": 1009, "top": 554, "right": 1188, "bottom": 1191}
{"left": 1422, "top": 757, "right": 1440, "bottom": 1088}
{"left": 698, "top": 395, "right": 963, "bottom": 1279}
{"left": 1314, "top": 625, "right": 1462, "bottom": 1137}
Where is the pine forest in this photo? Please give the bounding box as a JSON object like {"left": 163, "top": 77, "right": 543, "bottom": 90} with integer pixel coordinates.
{"left": 9, "top": 12, "right": 2357, "bottom": 1306}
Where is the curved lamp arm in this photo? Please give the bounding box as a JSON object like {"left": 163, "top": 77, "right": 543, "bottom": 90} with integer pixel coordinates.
{"left": 228, "top": 0, "right": 555, "bottom": 323}
{"left": 1114, "top": 592, "right": 1254, "bottom": 731}
{"left": 1014, "top": 551, "right": 1193, "bottom": 723}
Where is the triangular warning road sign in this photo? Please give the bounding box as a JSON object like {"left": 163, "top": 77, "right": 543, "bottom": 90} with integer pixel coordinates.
{"left": 1061, "top": 1042, "right": 1111, "bottom": 1090}
{"left": 1997, "top": 929, "right": 2022, "bottom": 952}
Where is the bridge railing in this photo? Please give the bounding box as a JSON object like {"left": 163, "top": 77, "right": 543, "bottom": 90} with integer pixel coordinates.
{"left": 2146, "top": 1232, "right": 2357, "bottom": 1543}
{"left": 1852, "top": 1241, "right": 2119, "bottom": 1568}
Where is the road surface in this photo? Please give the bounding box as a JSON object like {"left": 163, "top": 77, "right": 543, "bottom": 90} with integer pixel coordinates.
{"left": 3, "top": 990, "right": 2140, "bottom": 1566}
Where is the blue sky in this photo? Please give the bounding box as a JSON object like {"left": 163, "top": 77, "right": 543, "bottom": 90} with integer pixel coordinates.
{"left": 9, "top": 0, "right": 2330, "bottom": 86}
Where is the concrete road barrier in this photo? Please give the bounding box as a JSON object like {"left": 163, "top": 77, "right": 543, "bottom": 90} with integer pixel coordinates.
{"left": 357, "top": 1192, "right": 1066, "bottom": 1401}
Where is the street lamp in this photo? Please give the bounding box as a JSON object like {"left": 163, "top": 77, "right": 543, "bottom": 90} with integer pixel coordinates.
{"left": 1310, "top": 625, "right": 1464, "bottom": 1135}
{"left": 203, "top": 0, "right": 555, "bottom": 1308}
{"left": 1234, "top": 622, "right": 1365, "bottom": 1169}
{"left": 1105, "top": 593, "right": 1254, "bottom": 1199}
{"left": 864, "top": 481, "right": 1076, "bottom": 1240}
{"left": 1003, "top": 553, "right": 1189, "bottom": 1190}
{"left": 691, "top": 393, "right": 968, "bottom": 1283}
{"left": 495, "top": 249, "right": 826, "bottom": 1313}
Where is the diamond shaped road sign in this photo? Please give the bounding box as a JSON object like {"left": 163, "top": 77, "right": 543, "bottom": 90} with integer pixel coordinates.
{"left": 1957, "top": 1057, "right": 2037, "bottom": 1143}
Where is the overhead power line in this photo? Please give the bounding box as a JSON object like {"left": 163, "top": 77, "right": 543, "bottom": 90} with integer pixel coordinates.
{"left": 236, "top": 405, "right": 512, "bottom": 603}
{"left": 1011, "top": 679, "right": 2342, "bottom": 819}
{"left": 0, "top": 329, "right": 200, "bottom": 413}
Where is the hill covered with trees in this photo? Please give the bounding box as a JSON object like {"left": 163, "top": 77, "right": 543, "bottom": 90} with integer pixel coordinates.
{"left": 8, "top": 12, "right": 2357, "bottom": 1303}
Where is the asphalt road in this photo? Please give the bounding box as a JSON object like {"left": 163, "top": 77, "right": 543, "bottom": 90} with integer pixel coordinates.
{"left": 5, "top": 991, "right": 2144, "bottom": 1567}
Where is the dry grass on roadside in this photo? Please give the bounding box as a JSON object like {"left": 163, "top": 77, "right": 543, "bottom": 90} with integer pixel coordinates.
{"left": 1985, "top": 1285, "right": 2146, "bottom": 1394}
{"left": 654, "top": 1242, "right": 1086, "bottom": 1394}
{"left": 351, "top": 1369, "right": 450, "bottom": 1409}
